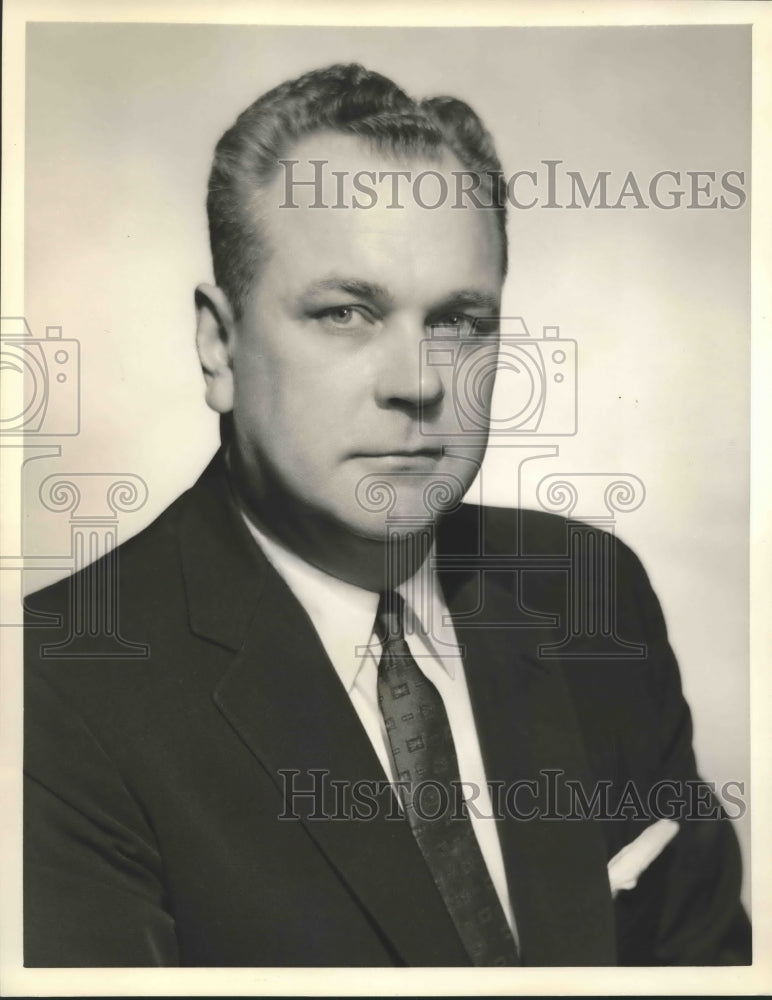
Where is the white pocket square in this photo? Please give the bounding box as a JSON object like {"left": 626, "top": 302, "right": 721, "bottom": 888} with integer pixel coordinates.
{"left": 607, "top": 818, "right": 679, "bottom": 898}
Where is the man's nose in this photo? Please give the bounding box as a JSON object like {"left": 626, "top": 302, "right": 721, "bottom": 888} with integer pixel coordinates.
{"left": 373, "top": 321, "right": 445, "bottom": 412}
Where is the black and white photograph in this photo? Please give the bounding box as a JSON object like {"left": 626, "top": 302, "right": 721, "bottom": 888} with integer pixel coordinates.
{"left": 1, "top": 1, "right": 769, "bottom": 995}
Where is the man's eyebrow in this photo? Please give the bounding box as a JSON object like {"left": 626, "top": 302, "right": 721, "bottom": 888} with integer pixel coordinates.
{"left": 301, "top": 277, "right": 393, "bottom": 304}
{"left": 429, "top": 290, "right": 501, "bottom": 313}
{"left": 301, "top": 280, "right": 499, "bottom": 310}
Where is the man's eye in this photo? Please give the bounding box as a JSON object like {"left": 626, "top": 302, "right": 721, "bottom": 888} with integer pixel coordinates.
{"left": 315, "top": 306, "right": 371, "bottom": 331}
{"left": 430, "top": 314, "right": 476, "bottom": 336}
{"left": 326, "top": 307, "right": 355, "bottom": 324}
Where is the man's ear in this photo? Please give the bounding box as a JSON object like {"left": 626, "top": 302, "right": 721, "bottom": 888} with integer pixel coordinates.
{"left": 195, "top": 283, "right": 236, "bottom": 415}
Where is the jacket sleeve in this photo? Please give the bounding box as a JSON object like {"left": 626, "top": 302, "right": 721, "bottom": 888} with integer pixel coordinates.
{"left": 625, "top": 543, "right": 751, "bottom": 965}
{"left": 24, "top": 669, "right": 180, "bottom": 967}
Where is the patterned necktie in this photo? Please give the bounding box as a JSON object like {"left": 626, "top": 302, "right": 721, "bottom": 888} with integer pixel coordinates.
{"left": 375, "top": 591, "right": 521, "bottom": 967}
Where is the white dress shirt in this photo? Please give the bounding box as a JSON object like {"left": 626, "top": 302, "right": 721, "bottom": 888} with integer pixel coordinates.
{"left": 242, "top": 513, "right": 517, "bottom": 938}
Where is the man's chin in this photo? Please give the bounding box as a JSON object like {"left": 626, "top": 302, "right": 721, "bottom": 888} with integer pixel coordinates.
{"left": 342, "top": 510, "right": 439, "bottom": 544}
{"left": 333, "top": 489, "right": 464, "bottom": 544}
{"left": 349, "top": 471, "right": 466, "bottom": 527}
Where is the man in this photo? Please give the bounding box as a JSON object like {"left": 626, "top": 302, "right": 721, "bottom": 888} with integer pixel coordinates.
{"left": 24, "top": 63, "right": 750, "bottom": 967}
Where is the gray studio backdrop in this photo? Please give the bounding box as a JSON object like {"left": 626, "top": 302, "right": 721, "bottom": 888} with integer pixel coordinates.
{"left": 21, "top": 24, "right": 750, "bottom": 898}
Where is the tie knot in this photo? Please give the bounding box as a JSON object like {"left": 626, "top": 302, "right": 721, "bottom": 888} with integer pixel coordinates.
{"left": 375, "top": 591, "right": 406, "bottom": 643}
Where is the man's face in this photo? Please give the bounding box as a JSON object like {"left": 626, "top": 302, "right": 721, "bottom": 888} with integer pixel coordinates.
{"left": 226, "top": 132, "right": 504, "bottom": 540}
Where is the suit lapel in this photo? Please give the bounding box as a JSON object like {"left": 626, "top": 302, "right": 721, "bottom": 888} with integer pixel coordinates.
{"left": 178, "top": 455, "right": 470, "bottom": 966}
{"left": 438, "top": 510, "right": 617, "bottom": 966}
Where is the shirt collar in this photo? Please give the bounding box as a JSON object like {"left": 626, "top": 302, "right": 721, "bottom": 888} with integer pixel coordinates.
{"left": 240, "top": 512, "right": 457, "bottom": 691}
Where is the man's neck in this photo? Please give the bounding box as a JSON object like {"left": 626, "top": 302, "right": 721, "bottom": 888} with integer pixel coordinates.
{"left": 226, "top": 449, "right": 436, "bottom": 592}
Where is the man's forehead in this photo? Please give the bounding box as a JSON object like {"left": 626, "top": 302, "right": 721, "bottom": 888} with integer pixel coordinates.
{"left": 268, "top": 129, "right": 453, "bottom": 200}
{"left": 245, "top": 130, "right": 504, "bottom": 302}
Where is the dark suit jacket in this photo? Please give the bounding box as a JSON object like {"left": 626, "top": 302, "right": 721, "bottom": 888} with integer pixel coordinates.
{"left": 24, "top": 452, "right": 751, "bottom": 967}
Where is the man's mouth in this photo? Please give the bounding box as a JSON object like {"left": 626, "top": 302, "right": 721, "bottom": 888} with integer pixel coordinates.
{"left": 365, "top": 448, "right": 442, "bottom": 457}
{"left": 352, "top": 448, "right": 444, "bottom": 468}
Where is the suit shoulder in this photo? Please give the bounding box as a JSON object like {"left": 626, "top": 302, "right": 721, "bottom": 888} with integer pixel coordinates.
{"left": 480, "top": 503, "right": 573, "bottom": 552}
{"left": 457, "top": 502, "right": 644, "bottom": 566}
{"left": 24, "top": 484, "right": 190, "bottom": 621}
